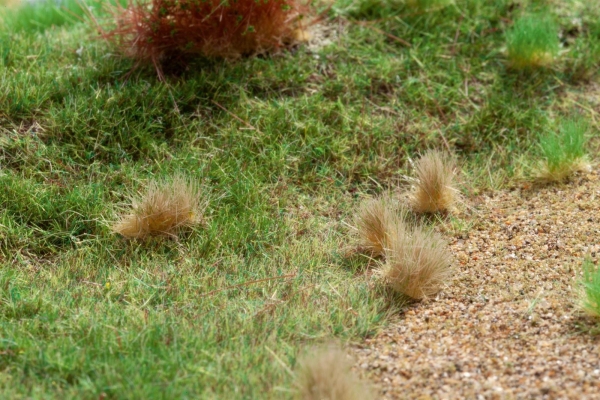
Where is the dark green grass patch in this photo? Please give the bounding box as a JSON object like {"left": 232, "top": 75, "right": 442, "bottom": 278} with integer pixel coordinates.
{"left": 0, "top": 172, "right": 108, "bottom": 254}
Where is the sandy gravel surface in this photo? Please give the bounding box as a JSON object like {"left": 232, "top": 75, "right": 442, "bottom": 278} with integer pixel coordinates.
{"left": 353, "top": 171, "right": 600, "bottom": 399}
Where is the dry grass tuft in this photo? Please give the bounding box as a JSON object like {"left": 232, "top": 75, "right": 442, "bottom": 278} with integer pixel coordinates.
{"left": 112, "top": 174, "right": 203, "bottom": 239}
{"left": 101, "top": 0, "right": 312, "bottom": 78}
{"left": 380, "top": 220, "right": 452, "bottom": 300}
{"left": 354, "top": 196, "right": 453, "bottom": 299}
{"left": 355, "top": 197, "right": 401, "bottom": 257}
{"left": 294, "top": 344, "right": 374, "bottom": 400}
{"left": 411, "top": 150, "right": 457, "bottom": 214}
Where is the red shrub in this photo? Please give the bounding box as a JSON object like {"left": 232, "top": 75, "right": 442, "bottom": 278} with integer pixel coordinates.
{"left": 103, "top": 0, "right": 311, "bottom": 78}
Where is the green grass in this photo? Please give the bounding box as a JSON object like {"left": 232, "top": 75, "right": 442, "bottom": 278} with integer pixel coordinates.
{"left": 0, "top": 0, "right": 599, "bottom": 397}
{"left": 506, "top": 12, "right": 560, "bottom": 69}
{"left": 405, "top": 0, "right": 452, "bottom": 11}
{"left": 0, "top": 0, "right": 95, "bottom": 32}
{"left": 537, "top": 118, "right": 589, "bottom": 182}
{"left": 580, "top": 259, "right": 600, "bottom": 319}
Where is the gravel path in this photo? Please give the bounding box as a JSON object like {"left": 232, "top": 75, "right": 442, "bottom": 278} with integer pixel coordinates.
{"left": 353, "top": 171, "right": 600, "bottom": 399}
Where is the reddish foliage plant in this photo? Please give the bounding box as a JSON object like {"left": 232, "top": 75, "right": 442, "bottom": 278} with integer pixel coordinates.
{"left": 103, "top": 0, "right": 310, "bottom": 77}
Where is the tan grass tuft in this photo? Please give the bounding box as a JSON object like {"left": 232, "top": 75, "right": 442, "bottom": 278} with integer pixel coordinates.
{"left": 380, "top": 220, "right": 453, "bottom": 300}
{"left": 295, "top": 344, "right": 374, "bottom": 400}
{"left": 112, "top": 175, "right": 203, "bottom": 239}
{"left": 411, "top": 150, "right": 457, "bottom": 214}
{"left": 355, "top": 197, "right": 402, "bottom": 257}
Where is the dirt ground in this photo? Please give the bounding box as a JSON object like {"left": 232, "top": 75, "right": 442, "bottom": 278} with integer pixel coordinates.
{"left": 353, "top": 170, "right": 600, "bottom": 399}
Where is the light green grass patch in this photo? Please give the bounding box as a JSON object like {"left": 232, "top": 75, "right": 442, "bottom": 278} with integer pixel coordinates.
{"left": 1, "top": 0, "right": 86, "bottom": 33}
{"left": 536, "top": 118, "right": 590, "bottom": 182}
{"left": 580, "top": 259, "right": 600, "bottom": 319}
{"left": 506, "top": 12, "right": 560, "bottom": 69}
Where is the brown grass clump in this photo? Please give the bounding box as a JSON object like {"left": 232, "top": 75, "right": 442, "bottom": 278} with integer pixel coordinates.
{"left": 411, "top": 150, "right": 457, "bottom": 214}
{"left": 294, "top": 344, "right": 374, "bottom": 400}
{"left": 354, "top": 196, "right": 453, "bottom": 299}
{"left": 380, "top": 221, "right": 453, "bottom": 300}
{"left": 102, "top": 0, "right": 312, "bottom": 78}
{"left": 112, "top": 175, "right": 203, "bottom": 239}
{"left": 355, "top": 197, "right": 400, "bottom": 257}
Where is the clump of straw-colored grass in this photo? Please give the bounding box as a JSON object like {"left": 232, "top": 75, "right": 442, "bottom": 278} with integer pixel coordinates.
{"left": 354, "top": 196, "right": 453, "bottom": 300}
{"left": 294, "top": 344, "right": 374, "bottom": 400}
{"left": 355, "top": 197, "right": 400, "bottom": 257}
{"left": 411, "top": 150, "right": 457, "bottom": 214}
{"left": 380, "top": 220, "right": 453, "bottom": 300}
{"left": 112, "top": 174, "right": 203, "bottom": 239}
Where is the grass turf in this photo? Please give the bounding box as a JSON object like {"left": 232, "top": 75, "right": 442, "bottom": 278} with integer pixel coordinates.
{"left": 1, "top": 0, "right": 599, "bottom": 398}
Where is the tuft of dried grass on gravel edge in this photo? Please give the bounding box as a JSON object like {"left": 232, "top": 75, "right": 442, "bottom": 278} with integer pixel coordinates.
{"left": 294, "top": 344, "right": 375, "bottom": 400}
{"left": 379, "top": 217, "right": 453, "bottom": 300}
{"left": 411, "top": 150, "right": 458, "bottom": 214}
